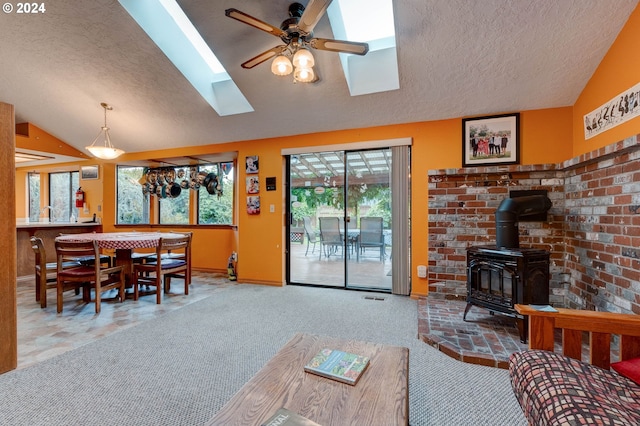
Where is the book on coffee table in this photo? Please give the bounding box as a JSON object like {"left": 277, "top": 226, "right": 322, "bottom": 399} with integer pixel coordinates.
{"left": 304, "top": 348, "right": 370, "bottom": 385}
{"left": 261, "top": 407, "right": 320, "bottom": 426}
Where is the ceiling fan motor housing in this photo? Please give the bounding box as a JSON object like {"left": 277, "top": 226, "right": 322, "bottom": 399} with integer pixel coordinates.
{"left": 280, "top": 2, "right": 312, "bottom": 42}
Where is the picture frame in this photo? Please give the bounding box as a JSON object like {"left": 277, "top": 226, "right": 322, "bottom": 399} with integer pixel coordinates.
{"left": 462, "top": 113, "right": 520, "bottom": 167}
{"left": 81, "top": 165, "right": 99, "bottom": 180}
{"left": 246, "top": 176, "right": 259, "bottom": 194}
{"left": 246, "top": 196, "right": 260, "bottom": 215}
{"left": 245, "top": 155, "right": 259, "bottom": 174}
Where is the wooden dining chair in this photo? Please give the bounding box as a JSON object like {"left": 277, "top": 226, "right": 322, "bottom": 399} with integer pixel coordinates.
{"left": 55, "top": 240, "right": 125, "bottom": 313}
{"left": 132, "top": 234, "right": 191, "bottom": 304}
{"left": 30, "top": 236, "right": 81, "bottom": 309}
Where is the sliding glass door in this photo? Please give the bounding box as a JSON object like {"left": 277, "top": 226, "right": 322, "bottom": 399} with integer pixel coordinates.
{"left": 287, "top": 147, "right": 403, "bottom": 292}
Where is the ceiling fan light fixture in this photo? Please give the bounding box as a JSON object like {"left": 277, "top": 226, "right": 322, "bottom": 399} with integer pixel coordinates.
{"left": 271, "top": 54, "right": 293, "bottom": 76}
{"left": 85, "top": 102, "right": 125, "bottom": 160}
{"left": 294, "top": 66, "right": 315, "bottom": 83}
{"left": 292, "top": 48, "right": 314, "bottom": 68}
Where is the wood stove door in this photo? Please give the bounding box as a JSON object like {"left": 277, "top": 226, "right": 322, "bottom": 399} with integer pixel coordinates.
{"left": 466, "top": 259, "right": 518, "bottom": 315}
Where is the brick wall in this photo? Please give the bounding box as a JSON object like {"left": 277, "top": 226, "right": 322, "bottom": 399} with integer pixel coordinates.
{"left": 427, "top": 134, "right": 640, "bottom": 315}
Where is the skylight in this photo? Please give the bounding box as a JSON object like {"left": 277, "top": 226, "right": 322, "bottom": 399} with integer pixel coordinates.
{"left": 118, "top": 0, "right": 253, "bottom": 116}
{"left": 338, "top": 0, "right": 395, "bottom": 41}
{"left": 327, "top": 0, "right": 399, "bottom": 96}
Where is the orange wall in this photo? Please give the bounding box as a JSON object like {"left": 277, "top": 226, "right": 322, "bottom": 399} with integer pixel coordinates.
{"left": 15, "top": 107, "right": 574, "bottom": 295}
{"left": 572, "top": 3, "right": 640, "bottom": 154}
{"left": 212, "top": 108, "right": 571, "bottom": 294}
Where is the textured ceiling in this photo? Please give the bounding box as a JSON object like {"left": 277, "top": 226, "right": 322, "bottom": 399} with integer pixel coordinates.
{"left": 0, "top": 0, "right": 637, "bottom": 157}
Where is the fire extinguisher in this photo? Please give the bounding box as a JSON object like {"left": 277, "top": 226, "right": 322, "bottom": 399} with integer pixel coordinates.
{"left": 75, "top": 187, "right": 85, "bottom": 208}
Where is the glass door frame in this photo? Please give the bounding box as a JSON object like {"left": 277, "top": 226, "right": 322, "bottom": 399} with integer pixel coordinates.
{"left": 285, "top": 147, "right": 395, "bottom": 292}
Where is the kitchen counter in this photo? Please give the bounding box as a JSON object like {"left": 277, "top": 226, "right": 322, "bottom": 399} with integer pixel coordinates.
{"left": 17, "top": 221, "right": 101, "bottom": 229}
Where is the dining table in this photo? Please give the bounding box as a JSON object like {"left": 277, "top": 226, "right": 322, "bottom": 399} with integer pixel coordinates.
{"left": 55, "top": 231, "right": 185, "bottom": 287}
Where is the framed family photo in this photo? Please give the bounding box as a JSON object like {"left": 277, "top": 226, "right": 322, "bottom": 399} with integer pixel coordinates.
{"left": 462, "top": 113, "right": 520, "bottom": 167}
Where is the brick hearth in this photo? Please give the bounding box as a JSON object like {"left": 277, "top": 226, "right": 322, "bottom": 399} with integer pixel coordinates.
{"left": 418, "top": 297, "right": 528, "bottom": 369}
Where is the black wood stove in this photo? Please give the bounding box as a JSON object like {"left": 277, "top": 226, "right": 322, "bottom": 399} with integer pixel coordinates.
{"left": 464, "top": 195, "right": 552, "bottom": 343}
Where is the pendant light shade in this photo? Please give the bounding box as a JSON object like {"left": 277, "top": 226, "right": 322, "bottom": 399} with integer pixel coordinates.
{"left": 294, "top": 66, "right": 315, "bottom": 83}
{"left": 292, "top": 48, "right": 314, "bottom": 69}
{"left": 271, "top": 54, "right": 293, "bottom": 76}
{"left": 85, "top": 103, "right": 125, "bottom": 160}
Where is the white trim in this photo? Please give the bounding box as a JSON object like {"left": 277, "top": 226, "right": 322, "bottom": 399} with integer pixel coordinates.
{"left": 281, "top": 137, "right": 411, "bottom": 156}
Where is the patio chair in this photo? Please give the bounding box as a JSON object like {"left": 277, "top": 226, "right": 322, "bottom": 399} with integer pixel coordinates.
{"left": 318, "top": 217, "right": 344, "bottom": 259}
{"left": 359, "top": 217, "right": 385, "bottom": 261}
{"left": 302, "top": 217, "right": 318, "bottom": 255}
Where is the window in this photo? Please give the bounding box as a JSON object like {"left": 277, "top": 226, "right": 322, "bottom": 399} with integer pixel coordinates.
{"left": 159, "top": 183, "right": 190, "bottom": 224}
{"left": 48, "top": 171, "right": 79, "bottom": 222}
{"left": 198, "top": 162, "right": 234, "bottom": 225}
{"left": 117, "top": 166, "right": 150, "bottom": 224}
{"left": 28, "top": 172, "right": 40, "bottom": 222}
{"left": 116, "top": 162, "right": 235, "bottom": 225}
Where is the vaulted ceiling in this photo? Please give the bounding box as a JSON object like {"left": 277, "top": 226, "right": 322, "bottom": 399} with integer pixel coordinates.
{"left": 1, "top": 0, "right": 637, "bottom": 160}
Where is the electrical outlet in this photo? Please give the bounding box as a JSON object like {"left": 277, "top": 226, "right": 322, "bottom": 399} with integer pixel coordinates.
{"left": 417, "top": 265, "right": 427, "bottom": 278}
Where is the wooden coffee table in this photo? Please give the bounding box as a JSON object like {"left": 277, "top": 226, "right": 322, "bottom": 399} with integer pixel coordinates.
{"left": 206, "top": 333, "right": 409, "bottom": 426}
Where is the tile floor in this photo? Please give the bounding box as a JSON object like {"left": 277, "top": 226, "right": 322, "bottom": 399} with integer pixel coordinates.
{"left": 16, "top": 271, "right": 524, "bottom": 371}
{"left": 16, "top": 271, "right": 234, "bottom": 370}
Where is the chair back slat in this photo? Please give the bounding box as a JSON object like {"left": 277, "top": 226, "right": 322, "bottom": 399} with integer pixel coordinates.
{"left": 160, "top": 236, "right": 190, "bottom": 252}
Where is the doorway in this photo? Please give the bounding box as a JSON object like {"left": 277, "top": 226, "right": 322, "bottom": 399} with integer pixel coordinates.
{"left": 286, "top": 146, "right": 410, "bottom": 294}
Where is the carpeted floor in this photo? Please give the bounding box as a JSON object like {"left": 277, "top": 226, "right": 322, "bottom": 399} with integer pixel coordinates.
{"left": 0, "top": 283, "right": 527, "bottom": 425}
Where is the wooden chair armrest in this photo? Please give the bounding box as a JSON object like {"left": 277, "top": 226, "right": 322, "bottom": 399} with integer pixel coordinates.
{"left": 515, "top": 304, "right": 640, "bottom": 369}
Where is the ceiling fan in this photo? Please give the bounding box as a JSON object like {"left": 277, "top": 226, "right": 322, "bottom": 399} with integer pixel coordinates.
{"left": 225, "top": 0, "right": 369, "bottom": 82}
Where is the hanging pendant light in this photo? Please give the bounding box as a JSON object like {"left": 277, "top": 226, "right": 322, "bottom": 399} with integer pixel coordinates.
{"left": 85, "top": 102, "right": 125, "bottom": 160}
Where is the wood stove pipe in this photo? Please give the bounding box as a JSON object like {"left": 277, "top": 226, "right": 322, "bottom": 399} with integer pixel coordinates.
{"left": 495, "top": 195, "right": 552, "bottom": 248}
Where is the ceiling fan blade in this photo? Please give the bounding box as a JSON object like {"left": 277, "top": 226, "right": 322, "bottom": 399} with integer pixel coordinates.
{"left": 308, "top": 38, "right": 369, "bottom": 55}
{"left": 297, "top": 0, "right": 332, "bottom": 34}
{"left": 225, "top": 8, "right": 286, "bottom": 38}
{"left": 241, "top": 45, "right": 287, "bottom": 69}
